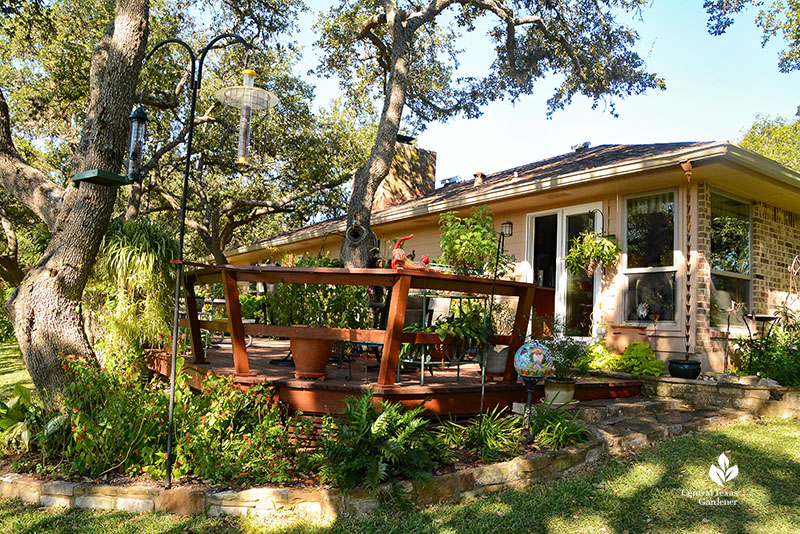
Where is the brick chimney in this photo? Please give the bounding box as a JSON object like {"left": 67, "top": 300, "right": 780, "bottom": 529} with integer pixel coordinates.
{"left": 373, "top": 137, "right": 436, "bottom": 210}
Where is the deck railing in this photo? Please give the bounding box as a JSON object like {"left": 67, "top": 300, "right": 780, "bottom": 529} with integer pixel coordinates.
{"left": 177, "top": 262, "right": 537, "bottom": 390}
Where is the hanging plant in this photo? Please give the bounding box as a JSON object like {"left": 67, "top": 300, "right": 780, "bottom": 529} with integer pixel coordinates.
{"left": 564, "top": 230, "right": 621, "bottom": 277}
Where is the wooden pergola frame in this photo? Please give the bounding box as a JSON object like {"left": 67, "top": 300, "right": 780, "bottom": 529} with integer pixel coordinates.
{"left": 178, "top": 262, "right": 537, "bottom": 391}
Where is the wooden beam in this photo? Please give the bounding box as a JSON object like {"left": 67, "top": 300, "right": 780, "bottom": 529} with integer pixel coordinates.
{"left": 221, "top": 270, "right": 250, "bottom": 375}
{"left": 183, "top": 277, "right": 205, "bottom": 364}
{"left": 245, "top": 324, "right": 387, "bottom": 342}
{"left": 503, "top": 286, "right": 535, "bottom": 382}
{"left": 377, "top": 274, "right": 412, "bottom": 386}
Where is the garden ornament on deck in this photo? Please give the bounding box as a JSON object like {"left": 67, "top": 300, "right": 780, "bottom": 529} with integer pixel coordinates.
{"left": 391, "top": 235, "right": 431, "bottom": 270}
{"left": 137, "top": 33, "right": 277, "bottom": 488}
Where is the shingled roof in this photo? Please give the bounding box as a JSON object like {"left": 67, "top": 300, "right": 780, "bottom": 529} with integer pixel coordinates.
{"left": 240, "top": 142, "right": 715, "bottom": 249}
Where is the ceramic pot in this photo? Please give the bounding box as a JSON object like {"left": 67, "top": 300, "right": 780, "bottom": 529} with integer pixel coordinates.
{"left": 291, "top": 337, "right": 335, "bottom": 379}
{"left": 543, "top": 377, "right": 576, "bottom": 405}
{"left": 483, "top": 345, "right": 508, "bottom": 375}
{"left": 668, "top": 359, "right": 702, "bottom": 379}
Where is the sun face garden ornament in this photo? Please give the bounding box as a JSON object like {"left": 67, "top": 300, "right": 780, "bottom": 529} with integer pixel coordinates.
{"left": 514, "top": 342, "right": 553, "bottom": 378}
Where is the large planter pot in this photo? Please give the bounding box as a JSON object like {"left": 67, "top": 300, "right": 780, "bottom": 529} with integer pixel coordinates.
{"left": 668, "top": 359, "right": 702, "bottom": 379}
{"left": 482, "top": 345, "right": 508, "bottom": 375}
{"left": 543, "top": 377, "right": 576, "bottom": 405}
{"left": 606, "top": 325, "right": 649, "bottom": 354}
{"left": 290, "top": 337, "right": 335, "bottom": 380}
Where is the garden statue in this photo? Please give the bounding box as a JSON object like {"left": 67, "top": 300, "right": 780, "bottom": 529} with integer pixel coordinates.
{"left": 391, "top": 235, "right": 431, "bottom": 271}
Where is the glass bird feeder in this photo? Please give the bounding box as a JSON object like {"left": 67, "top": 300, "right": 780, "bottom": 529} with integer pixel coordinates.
{"left": 216, "top": 69, "right": 278, "bottom": 165}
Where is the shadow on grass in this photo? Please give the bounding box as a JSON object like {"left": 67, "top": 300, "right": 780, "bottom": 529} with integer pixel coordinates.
{"left": 0, "top": 499, "right": 245, "bottom": 534}
{"left": 264, "top": 419, "right": 800, "bottom": 534}
{"left": 0, "top": 342, "right": 32, "bottom": 399}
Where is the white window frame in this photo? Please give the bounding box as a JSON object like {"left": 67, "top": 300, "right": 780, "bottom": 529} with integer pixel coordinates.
{"left": 525, "top": 202, "right": 602, "bottom": 338}
{"left": 622, "top": 188, "right": 680, "bottom": 325}
{"left": 709, "top": 189, "right": 753, "bottom": 325}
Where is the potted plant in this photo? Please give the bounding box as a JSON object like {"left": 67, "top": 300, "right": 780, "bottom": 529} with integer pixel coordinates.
{"left": 431, "top": 306, "right": 488, "bottom": 363}
{"left": 564, "top": 230, "right": 621, "bottom": 277}
{"left": 267, "top": 254, "right": 370, "bottom": 379}
{"left": 668, "top": 354, "right": 702, "bottom": 379}
{"left": 542, "top": 336, "right": 588, "bottom": 405}
{"left": 438, "top": 206, "right": 514, "bottom": 277}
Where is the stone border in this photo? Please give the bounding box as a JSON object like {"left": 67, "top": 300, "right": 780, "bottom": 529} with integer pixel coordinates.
{"left": 0, "top": 439, "right": 605, "bottom": 521}
{"left": 591, "top": 371, "right": 800, "bottom": 417}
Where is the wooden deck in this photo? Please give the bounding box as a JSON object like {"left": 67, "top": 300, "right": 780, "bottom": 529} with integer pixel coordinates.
{"left": 147, "top": 338, "right": 643, "bottom": 416}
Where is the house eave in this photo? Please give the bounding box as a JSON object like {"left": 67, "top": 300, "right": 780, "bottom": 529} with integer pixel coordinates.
{"left": 224, "top": 141, "right": 800, "bottom": 260}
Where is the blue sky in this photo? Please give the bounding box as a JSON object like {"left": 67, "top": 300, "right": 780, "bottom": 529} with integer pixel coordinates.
{"left": 297, "top": 2, "right": 800, "bottom": 183}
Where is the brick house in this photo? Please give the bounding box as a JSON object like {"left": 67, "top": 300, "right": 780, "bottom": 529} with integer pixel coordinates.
{"left": 223, "top": 140, "right": 800, "bottom": 372}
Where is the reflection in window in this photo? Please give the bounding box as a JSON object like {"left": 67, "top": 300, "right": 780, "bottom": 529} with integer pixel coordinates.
{"left": 710, "top": 193, "right": 750, "bottom": 326}
{"left": 626, "top": 272, "right": 676, "bottom": 322}
{"left": 626, "top": 193, "right": 674, "bottom": 268}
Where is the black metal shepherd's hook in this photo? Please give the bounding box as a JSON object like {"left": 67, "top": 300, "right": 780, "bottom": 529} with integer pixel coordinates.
{"left": 142, "top": 33, "right": 251, "bottom": 488}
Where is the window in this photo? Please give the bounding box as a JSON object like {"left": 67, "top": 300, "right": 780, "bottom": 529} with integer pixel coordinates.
{"left": 710, "top": 192, "right": 750, "bottom": 326}
{"left": 624, "top": 192, "right": 676, "bottom": 322}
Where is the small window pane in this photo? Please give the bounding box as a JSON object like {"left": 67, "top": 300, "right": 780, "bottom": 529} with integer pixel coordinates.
{"left": 711, "top": 193, "right": 749, "bottom": 274}
{"left": 710, "top": 274, "right": 749, "bottom": 327}
{"left": 626, "top": 272, "right": 676, "bottom": 322}
{"left": 626, "top": 193, "right": 674, "bottom": 268}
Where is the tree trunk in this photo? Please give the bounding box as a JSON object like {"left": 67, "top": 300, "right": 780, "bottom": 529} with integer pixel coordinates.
{"left": 340, "top": 13, "right": 411, "bottom": 267}
{"left": 125, "top": 180, "right": 143, "bottom": 221}
{"left": 3, "top": 0, "right": 150, "bottom": 402}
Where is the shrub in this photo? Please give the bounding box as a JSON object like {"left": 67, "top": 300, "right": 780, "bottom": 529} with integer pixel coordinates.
{"left": 437, "top": 406, "right": 522, "bottom": 463}
{"left": 438, "top": 206, "right": 513, "bottom": 277}
{"left": 736, "top": 326, "right": 800, "bottom": 387}
{"left": 619, "top": 342, "right": 664, "bottom": 376}
{"left": 528, "top": 400, "right": 590, "bottom": 449}
{"left": 315, "top": 390, "right": 451, "bottom": 489}
{"left": 239, "top": 294, "right": 267, "bottom": 323}
{"left": 585, "top": 341, "right": 620, "bottom": 371}
{"left": 34, "top": 353, "right": 310, "bottom": 484}
{"left": 0, "top": 385, "right": 41, "bottom": 453}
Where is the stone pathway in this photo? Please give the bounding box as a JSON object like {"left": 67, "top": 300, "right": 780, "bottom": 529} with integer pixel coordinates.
{"left": 515, "top": 396, "right": 755, "bottom": 456}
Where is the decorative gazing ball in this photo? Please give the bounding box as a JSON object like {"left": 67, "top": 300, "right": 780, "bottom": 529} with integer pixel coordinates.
{"left": 514, "top": 342, "right": 553, "bottom": 378}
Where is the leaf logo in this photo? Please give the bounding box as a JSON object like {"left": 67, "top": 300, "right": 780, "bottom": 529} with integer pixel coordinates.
{"left": 709, "top": 452, "right": 739, "bottom": 487}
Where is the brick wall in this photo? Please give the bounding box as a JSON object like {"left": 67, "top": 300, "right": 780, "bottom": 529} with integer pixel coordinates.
{"left": 695, "top": 182, "right": 800, "bottom": 371}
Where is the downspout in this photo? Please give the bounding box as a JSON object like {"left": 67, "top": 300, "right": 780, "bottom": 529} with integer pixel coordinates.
{"left": 680, "top": 161, "right": 693, "bottom": 360}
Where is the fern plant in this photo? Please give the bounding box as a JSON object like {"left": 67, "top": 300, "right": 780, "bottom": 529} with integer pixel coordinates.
{"left": 437, "top": 405, "right": 522, "bottom": 463}
{"left": 315, "top": 390, "right": 452, "bottom": 489}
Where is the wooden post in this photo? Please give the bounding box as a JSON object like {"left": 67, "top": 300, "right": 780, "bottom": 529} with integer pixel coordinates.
{"left": 377, "top": 275, "right": 411, "bottom": 387}
{"left": 503, "top": 286, "right": 536, "bottom": 382}
{"left": 183, "top": 274, "right": 205, "bottom": 364}
{"left": 221, "top": 270, "right": 250, "bottom": 375}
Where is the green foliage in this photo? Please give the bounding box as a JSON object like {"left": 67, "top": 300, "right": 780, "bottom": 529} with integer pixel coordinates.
{"left": 92, "top": 218, "right": 178, "bottom": 350}
{"left": 266, "top": 254, "right": 370, "bottom": 328}
{"left": 437, "top": 406, "right": 522, "bottom": 463}
{"left": 438, "top": 206, "right": 513, "bottom": 277}
{"left": 315, "top": 390, "right": 452, "bottom": 490}
{"left": 706, "top": 1, "right": 800, "bottom": 73}
{"left": 585, "top": 340, "right": 663, "bottom": 376}
{"left": 739, "top": 114, "right": 800, "bottom": 171}
{"left": 563, "top": 231, "right": 621, "bottom": 277}
{"left": 239, "top": 294, "right": 267, "bottom": 323}
{"left": 585, "top": 341, "right": 621, "bottom": 371}
{"left": 735, "top": 307, "right": 800, "bottom": 386}
{"left": 33, "top": 353, "right": 309, "bottom": 484}
{"left": 533, "top": 317, "right": 588, "bottom": 380}
{"left": 619, "top": 342, "right": 664, "bottom": 376}
{"left": 528, "top": 400, "right": 590, "bottom": 449}
{"left": 0, "top": 385, "right": 40, "bottom": 452}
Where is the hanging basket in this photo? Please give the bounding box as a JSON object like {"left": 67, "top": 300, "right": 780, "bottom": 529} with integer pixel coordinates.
{"left": 584, "top": 258, "right": 600, "bottom": 278}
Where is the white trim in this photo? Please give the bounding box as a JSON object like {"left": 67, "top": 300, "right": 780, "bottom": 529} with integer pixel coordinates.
{"left": 622, "top": 188, "right": 680, "bottom": 325}
{"left": 525, "top": 202, "right": 602, "bottom": 337}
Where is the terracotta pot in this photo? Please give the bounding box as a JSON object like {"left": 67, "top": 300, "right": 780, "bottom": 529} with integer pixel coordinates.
{"left": 290, "top": 337, "right": 335, "bottom": 379}
{"left": 605, "top": 325, "right": 649, "bottom": 354}
{"left": 543, "top": 377, "right": 576, "bottom": 405}
{"left": 430, "top": 335, "right": 457, "bottom": 362}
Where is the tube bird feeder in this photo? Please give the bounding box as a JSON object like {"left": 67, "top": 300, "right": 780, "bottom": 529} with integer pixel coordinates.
{"left": 216, "top": 69, "right": 278, "bottom": 165}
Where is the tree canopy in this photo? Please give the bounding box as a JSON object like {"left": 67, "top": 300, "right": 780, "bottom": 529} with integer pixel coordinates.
{"left": 739, "top": 113, "right": 800, "bottom": 171}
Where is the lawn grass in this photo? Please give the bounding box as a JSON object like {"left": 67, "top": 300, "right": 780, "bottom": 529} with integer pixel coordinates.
{"left": 2, "top": 418, "right": 799, "bottom": 533}
{"left": 0, "top": 342, "right": 31, "bottom": 399}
